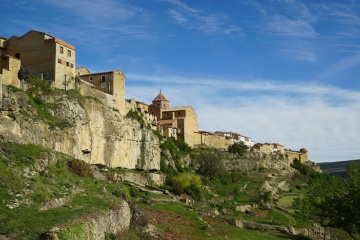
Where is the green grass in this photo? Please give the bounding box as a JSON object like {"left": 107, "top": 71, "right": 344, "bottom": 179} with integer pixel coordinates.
{"left": 0, "top": 142, "right": 129, "bottom": 240}
{"left": 277, "top": 195, "right": 298, "bottom": 208}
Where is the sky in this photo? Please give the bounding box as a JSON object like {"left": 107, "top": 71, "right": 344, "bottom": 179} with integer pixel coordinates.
{"left": 1, "top": 0, "right": 360, "bottom": 163}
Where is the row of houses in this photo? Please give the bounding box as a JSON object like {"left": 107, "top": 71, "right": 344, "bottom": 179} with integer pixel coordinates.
{"left": 130, "top": 90, "right": 255, "bottom": 149}
{"left": 0, "top": 30, "right": 308, "bottom": 163}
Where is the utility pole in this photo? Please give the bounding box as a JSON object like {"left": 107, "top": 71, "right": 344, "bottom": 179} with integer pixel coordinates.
{"left": 64, "top": 74, "right": 67, "bottom": 91}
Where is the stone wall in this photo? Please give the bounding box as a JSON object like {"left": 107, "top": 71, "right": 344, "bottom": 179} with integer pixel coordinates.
{"left": 194, "top": 132, "right": 233, "bottom": 150}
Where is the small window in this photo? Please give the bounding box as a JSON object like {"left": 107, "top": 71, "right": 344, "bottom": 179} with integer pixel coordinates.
{"left": 101, "top": 82, "right": 106, "bottom": 88}
{"left": 58, "top": 59, "right": 62, "bottom": 64}
{"left": 66, "top": 62, "right": 69, "bottom": 67}
{"left": 89, "top": 76, "right": 93, "bottom": 82}
{"left": 15, "top": 53, "right": 21, "bottom": 59}
{"left": 67, "top": 50, "right": 71, "bottom": 57}
{"left": 178, "top": 112, "right": 180, "bottom": 116}
{"left": 101, "top": 75, "right": 106, "bottom": 83}
{"left": 60, "top": 46, "right": 64, "bottom": 54}
{"left": 70, "top": 63, "right": 73, "bottom": 68}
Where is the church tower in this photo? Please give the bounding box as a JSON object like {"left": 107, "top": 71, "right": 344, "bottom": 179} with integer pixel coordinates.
{"left": 152, "top": 90, "right": 170, "bottom": 109}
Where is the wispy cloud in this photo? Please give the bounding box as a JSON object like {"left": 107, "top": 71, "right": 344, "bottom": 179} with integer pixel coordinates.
{"left": 162, "top": 0, "right": 243, "bottom": 35}
{"left": 247, "top": 0, "right": 317, "bottom": 62}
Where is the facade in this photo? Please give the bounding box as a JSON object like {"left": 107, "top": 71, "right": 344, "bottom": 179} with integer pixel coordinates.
{"left": 252, "top": 143, "right": 285, "bottom": 155}
{"left": 0, "top": 36, "right": 6, "bottom": 55}
{"left": 149, "top": 91, "right": 199, "bottom": 147}
{"left": 1, "top": 30, "right": 75, "bottom": 89}
{"left": 213, "top": 131, "right": 254, "bottom": 147}
{"left": 0, "top": 55, "right": 21, "bottom": 88}
{"left": 79, "top": 70, "right": 126, "bottom": 115}
{"left": 285, "top": 148, "right": 308, "bottom": 163}
{"left": 162, "top": 106, "right": 198, "bottom": 147}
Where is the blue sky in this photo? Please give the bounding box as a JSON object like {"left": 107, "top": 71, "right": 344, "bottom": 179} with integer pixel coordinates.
{"left": 2, "top": 0, "right": 360, "bottom": 162}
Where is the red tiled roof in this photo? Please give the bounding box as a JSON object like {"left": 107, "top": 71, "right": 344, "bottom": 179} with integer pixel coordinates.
{"left": 153, "top": 91, "right": 169, "bottom": 102}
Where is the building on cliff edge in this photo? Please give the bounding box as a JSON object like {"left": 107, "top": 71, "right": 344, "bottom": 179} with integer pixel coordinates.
{"left": 1, "top": 30, "right": 76, "bottom": 89}
{"left": 148, "top": 91, "right": 199, "bottom": 148}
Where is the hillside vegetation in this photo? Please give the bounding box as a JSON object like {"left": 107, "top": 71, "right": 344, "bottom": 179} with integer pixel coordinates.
{"left": 1, "top": 79, "right": 358, "bottom": 239}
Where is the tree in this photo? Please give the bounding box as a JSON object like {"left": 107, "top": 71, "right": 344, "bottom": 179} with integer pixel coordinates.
{"left": 293, "top": 161, "right": 360, "bottom": 239}
{"left": 228, "top": 142, "right": 248, "bottom": 157}
{"left": 254, "top": 186, "right": 272, "bottom": 207}
{"left": 18, "top": 67, "right": 30, "bottom": 90}
{"left": 196, "top": 153, "right": 225, "bottom": 179}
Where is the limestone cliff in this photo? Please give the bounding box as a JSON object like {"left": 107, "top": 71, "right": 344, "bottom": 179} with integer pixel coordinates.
{"left": 0, "top": 83, "right": 160, "bottom": 171}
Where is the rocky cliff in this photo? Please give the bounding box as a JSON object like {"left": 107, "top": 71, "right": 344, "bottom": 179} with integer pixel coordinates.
{"left": 0, "top": 82, "right": 160, "bottom": 171}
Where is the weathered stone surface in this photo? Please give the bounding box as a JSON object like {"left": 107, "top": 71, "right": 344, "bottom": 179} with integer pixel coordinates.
{"left": 0, "top": 85, "right": 160, "bottom": 171}
{"left": 41, "top": 200, "right": 131, "bottom": 240}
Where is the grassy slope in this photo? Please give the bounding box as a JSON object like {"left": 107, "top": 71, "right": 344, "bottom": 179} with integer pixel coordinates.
{"left": 0, "top": 142, "right": 130, "bottom": 240}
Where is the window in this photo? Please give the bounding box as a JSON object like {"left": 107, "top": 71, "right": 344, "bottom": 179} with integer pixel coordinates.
{"left": 67, "top": 50, "right": 71, "bottom": 57}
{"left": 89, "top": 76, "right": 93, "bottom": 82}
{"left": 70, "top": 63, "right": 74, "bottom": 68}
{"left": 101, "top": 75, "right": 106, "bottom": 82}
{"left": 66, "top": 62, "right": 69, "bottom": 67}
{"left": 60, "top": 46, "right": 64, "bottom": 54}
{"left": 58, "top": 59, "right": 62, "bottom": 64}
{"left": 178, "top": 112, "right": 180, "bottom": 116}
{"left": 15, "top": 53, "right": 21, "bottom": 59}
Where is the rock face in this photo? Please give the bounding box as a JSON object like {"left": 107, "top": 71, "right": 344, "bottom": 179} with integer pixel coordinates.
{"left": 41, "top": 201, "right": 132, "bottom": 240}
{"left": 0, "top": 84, "right": 160, "bottom": 171}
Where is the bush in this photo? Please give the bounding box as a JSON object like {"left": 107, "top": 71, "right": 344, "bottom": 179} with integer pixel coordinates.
{"left": 196, "top": 153, "right": 225, "bottom": 179}
{"left": 67, "top": 159, "right": 92, "bottom": 177}
{"left": 172, "top": 173, "right": 203, "bottom": 201}
{"left": 228, "top": 142, "right": 248, "bottom": 157}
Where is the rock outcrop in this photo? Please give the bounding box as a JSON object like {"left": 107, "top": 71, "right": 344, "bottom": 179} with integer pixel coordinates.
{"left": 40, "top": 200, "right": 132, "bottom": 240}
{"left": 0, "top": 83, "right": 160, "bottom": 171}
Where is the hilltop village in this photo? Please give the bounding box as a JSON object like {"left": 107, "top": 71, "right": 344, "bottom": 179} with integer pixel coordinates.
{"left": 0, "top": 30, "right": 308, "bottom": 163}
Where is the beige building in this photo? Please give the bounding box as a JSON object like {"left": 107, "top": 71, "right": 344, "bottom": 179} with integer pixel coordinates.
{"left": 149, "top": 91, "right": 199, "bottom": 147}
{"left": 1, "top": 30, "right": 75, "bottom": 89}
{"left": 252, "top": 143, "right": 285, "bottom": 155}
{"left": 194, "top": 131, "right": 233, "bottom": 150}
{"left": 285, "top": 148, "right": 308, "bottom": 163}
{"left": 78, "top": 70, "right": 126, "bottom": 115}
{"left": 0, "top": 55, "right": 21, "bottom": 88}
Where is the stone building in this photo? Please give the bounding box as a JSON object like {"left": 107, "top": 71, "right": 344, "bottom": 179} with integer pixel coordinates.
{"left": 1, "top": 30, "right": 76, "bottom": 89}
{"left": 78, "top": 70, "right": 126, "bottom": 115}
{"left": 252, "top": 143, "right": 285, "bottom": 155}
{"left": 149, "top": 91, "right": 199, "bottom": 147}
{"left": 285, "top": 148, "right": 308, "bottom": 163}
{"left": 0, "top": 55, "right": 21, "bottom": 88}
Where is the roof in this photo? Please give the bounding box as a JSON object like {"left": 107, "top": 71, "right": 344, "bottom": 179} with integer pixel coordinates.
{"left": 163, "top": 106, "right": 193, "bottom": 112}
{"left": 0, "top": 36, "right": 6, "bottom": 40}
{"left": 153, "top": 91, "right": 169, "bottom": 102}
{"left": 22, "top": 30, "right": 75, "bottom": 50}
{"left": 79, "top": 70, "right": 125, "bottom": 77}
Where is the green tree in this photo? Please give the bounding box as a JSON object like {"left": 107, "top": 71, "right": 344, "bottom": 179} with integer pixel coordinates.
{"left": 196, "top": 153, "right": 225, "bottom": 179}
{"left": 228, "top": 142, "right": 248, "bottom": 157}
{"left": 293, "top": 161, "right": 360, "bottom": 239}
{"left": 18, "top": 67, "right": 30, "bottom": 90}
{"left": 254, "top": 186, "right": 272, "bottom": 206}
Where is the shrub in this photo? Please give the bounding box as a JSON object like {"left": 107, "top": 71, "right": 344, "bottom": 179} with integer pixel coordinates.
{"left": 172, "top": 173, "right": 203, "bottom": 201}
{"left": 67, "top": 159, "right": 92, "bottom": 177}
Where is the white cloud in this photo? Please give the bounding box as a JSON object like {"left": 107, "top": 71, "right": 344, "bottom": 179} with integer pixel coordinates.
{"left": 163, "top": 0, "right": 243, "bottom": 35}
